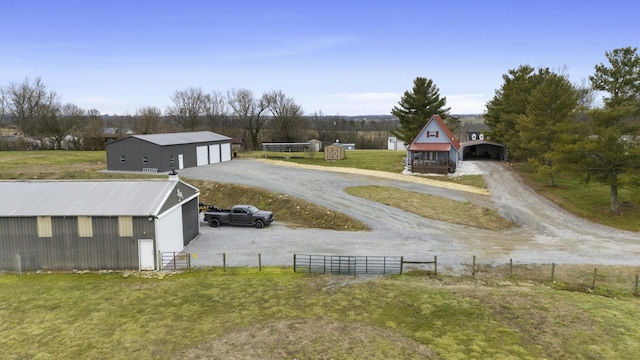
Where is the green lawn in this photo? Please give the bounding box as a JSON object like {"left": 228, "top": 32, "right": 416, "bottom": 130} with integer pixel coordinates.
{"left": 1, "top": 269, "right": 639, "bottom": 359}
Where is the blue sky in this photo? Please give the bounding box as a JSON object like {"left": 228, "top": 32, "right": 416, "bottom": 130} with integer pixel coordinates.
{"left": 1, "top": 0, "right": 638, "bottom": 116}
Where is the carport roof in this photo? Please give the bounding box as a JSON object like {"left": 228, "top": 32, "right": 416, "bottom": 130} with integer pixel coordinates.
{"left": 131, "top": 131, "right": 231, "bottom": 146}
{"left": 0, "top": 179, "right": 183, "bottom": 217}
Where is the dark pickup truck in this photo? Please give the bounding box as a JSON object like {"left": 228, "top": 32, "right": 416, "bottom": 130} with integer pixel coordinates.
{"left": 202, "top": 204, "right": 274, "bottom": 229}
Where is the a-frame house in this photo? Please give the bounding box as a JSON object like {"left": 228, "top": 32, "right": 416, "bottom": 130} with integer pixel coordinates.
{"left": 407, "top": 115, "right": 461, "bottom": 174}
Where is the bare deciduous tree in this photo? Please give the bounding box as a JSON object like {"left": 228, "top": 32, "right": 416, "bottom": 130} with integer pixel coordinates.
{"left": 166, "top": 87, "right": 208, "bottom": 131}
{"left": 203, "top": 90, "right": 229, "bottom": 133}
{"left": 7, "top": 77, "right": 59, "bottom": 139}
{"left": 227, "top": 88, "right": 270, "bottom": 150}
{"left": 264, "top": 90, "right": 304, "bottom": 142}
{"left": 134, "top": 106, "right": 163, "bottom": 134}
{"left": 42, "top": 103, "right": 86, "bottom": 149}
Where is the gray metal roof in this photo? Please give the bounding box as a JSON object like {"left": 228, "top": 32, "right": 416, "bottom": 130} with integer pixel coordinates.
{"left": 0, "top": 180, "right": 183, "bottom": 217}
{"left": 133, "top": 131, "right": 231, "bottom": 146}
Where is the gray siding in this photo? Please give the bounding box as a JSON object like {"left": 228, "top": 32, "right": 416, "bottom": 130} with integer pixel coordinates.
{"left": 0, "top": 216, "right": 156, "bottom": 271}
{"left": 181, "top": 198, "right": 199, "bottom": 246}
{"left": 106, "top": 135, "right": 232, "bottom": 172}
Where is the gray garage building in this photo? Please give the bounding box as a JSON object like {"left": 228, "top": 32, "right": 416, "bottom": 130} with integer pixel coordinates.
{"left": 0, "top": 174, "right": 199, "bottom": 271}
{"left": 106, "top": 131, "right": 233, "bottom": 172}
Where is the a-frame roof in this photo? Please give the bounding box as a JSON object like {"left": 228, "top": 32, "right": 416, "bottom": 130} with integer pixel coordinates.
{"left": 408, "top": 115, "right": 461, "bottom": 151}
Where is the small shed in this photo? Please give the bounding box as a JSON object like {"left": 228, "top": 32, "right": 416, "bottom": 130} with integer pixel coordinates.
{"left": 106, "top": 131, "right": 232, "bottom": 172}
{"left": 324, "top": 143, "right": 346, "bottom": 160}
{"left": 0, "top": 174, "right": 200, "bottom": 271}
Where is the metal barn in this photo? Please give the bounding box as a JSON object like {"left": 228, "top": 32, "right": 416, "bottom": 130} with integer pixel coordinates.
{"left": 106, "top": 131, "right": 232, "bottom": 172}
{"left": 0, "top": 174, "right": 199, "bottom": 271}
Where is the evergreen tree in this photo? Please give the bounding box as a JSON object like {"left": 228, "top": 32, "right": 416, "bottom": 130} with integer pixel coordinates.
{"left": 391, "top": 77, "right": 450, "bottom": 144}
{"left": 569, "top": 47, "right": 640, "bottom": 212}
{"left": 484, "top": 66, "right": 550, "bottom": 160}
{"left": 517, "top": 72, "right": 579, "bottom": 186}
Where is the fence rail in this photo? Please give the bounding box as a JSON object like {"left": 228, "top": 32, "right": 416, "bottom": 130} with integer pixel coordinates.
{"left": 161, "top": 252, "right": 190, "bottom": 271}
{"left": 293, "top": 254, "right": 403, "bottom": 275}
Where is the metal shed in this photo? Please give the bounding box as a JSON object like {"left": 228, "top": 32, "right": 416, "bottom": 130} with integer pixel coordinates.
{"left": 0, "top": 174, "right": 199, "bottom": 271}
{"left": 106, "top": 131, "right": 232, "bottom": 172}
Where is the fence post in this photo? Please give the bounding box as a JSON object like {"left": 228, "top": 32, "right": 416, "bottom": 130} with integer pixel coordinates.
{"left": 551, "top": 263, "right": 555, "bottom": 282}
{"left": 223, "top": 253, "right": 226, "bottom": 272}
{"left": 434, "top": 255, "right": 437, "bottom": 275}
{"left": 293, "top": 254, "right": 296, "bottom": 273}
{"left": 258, "top": 253, "right": 262, "bottom": 272}
{"left": 472, "top": 255, "right": 476, "bottom": 276}
{"left": 635, "top": 274, "right": 639, "bottom": 296}
{"left": 592, "top": 268, "right": 597, "bottom": 290}
{"left": 509, "top": 258, "right": 513, "bottom": 278}
{"left": 400, "top": 256, "right": 404, "bottom": 275}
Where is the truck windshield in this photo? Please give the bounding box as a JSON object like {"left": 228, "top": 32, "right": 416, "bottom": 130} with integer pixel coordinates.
{"left": 246, "top": 205, "right": 259, "bottom": 214}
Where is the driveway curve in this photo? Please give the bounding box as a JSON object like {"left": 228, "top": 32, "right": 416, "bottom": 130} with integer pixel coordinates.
{"left": 180, "top": 159, "right": 640, "bottom": 270}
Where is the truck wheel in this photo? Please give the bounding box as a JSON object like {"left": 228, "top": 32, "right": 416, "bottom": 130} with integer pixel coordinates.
{"left": 255, "top": 220, "right": 264, "bottom": 229}
{"left": 209, "top": 218, "right": 220, "bottom": 227}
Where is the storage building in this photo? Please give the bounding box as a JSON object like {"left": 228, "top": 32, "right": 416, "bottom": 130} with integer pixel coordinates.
{"left": 0, "top": 173, "right": 199, "bottom": 271}
{"left": 106, "top": 131, "right": 232, "bottom": 172}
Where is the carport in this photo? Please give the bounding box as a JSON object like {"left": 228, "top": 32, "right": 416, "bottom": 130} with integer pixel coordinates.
{"left": 460, "top": 140, "right": 507, "bottom": 161}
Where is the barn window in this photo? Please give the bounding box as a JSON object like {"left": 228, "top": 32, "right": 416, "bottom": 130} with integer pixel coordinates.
{"left": 142, "top": 156, "right": 148, "bottom": 164}
{"left": 78, "top": 216, "right": 93, "bottom": 237}
{"left": 120, "top": 155, "right": 125, "bottom": 163}
{"left": 37, "top": 216, "right": 52, "bottom": 237}
{"left": 118, "top": 216, "right": 133, "bottom": 237}
{"left": 170, "top": 155, "right": 175, "bottom": 164}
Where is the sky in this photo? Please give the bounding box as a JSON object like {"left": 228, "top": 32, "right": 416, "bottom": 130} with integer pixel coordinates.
{"left": 1, "top": 0, "right": 638, "bottom": 116}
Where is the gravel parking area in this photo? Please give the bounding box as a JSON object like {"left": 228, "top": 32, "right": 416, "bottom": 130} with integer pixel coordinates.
{"left": 180, "top": 159, "right": 640, "bottom": 270}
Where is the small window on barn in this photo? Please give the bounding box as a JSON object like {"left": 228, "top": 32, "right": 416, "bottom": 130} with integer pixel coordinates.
{"left": 142, "top": 156, "right": 148, "bottom": 164}
{"left": 78, "top": 216, "right": 93, "bottom": 237}
{"left": 120, "top": 155, "right": 125, "bottom": 163}
{"left": 37, "top": 216, "right": 52, "bottom": 238}
{"left": 170, "top": 155, "right": 175, "bottom": 164}
{"left": 118, "top": 216, "right": 133, "bottom": 237}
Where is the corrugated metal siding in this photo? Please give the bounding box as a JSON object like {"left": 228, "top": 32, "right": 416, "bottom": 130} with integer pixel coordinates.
{"left": 107, "top": 137, "right": 160, "bottom": 171}
{"left": 0, "top": 216, "right": 156, "bottom": 271}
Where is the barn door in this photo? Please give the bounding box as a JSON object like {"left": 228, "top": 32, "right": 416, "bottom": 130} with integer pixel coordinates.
{"left": 138, "top": 239, "right": 155, "bottom": 271}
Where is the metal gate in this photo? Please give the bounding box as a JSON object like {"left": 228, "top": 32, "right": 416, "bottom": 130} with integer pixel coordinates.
{"left": 161, "top": 252, "right": 190, "bottom": 270}
{"left": 293, "top": 254, "right": 402, "bottom": 275}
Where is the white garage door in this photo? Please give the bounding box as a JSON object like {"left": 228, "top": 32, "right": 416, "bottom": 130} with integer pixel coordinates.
{"left": 196, "top": 146, "right": 208, "bottom": 166}
{"left": 221, "top": 143, "right": 232, "bottom": 162}
{"left": 209, "top": 144, "right": 221, "bottom": 164}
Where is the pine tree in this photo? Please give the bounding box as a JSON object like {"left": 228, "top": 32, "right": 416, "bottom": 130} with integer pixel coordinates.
{"left": 391, "top": 77, "right": 450, "bottom": 144}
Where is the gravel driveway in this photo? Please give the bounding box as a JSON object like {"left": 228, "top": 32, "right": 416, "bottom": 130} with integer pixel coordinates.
{"left": 179, "top": 159, "right": 640, "bottom": 270}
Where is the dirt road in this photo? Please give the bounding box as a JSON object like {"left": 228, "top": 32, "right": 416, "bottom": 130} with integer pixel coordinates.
{"left": 180, "top": 159, "right": 640, "bottom": 270}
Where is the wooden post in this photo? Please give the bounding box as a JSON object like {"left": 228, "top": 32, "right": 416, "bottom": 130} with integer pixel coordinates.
{"left": 223, "top": 253, "right": 226, "bottom": 272}
{"left": 592, "top": 268, "right": 597, "bottom": 290}
{"left": 551, "top": 263, "right": 555, "bottom": 282}
{"left": 509, "top": 258, "right": 513, "bottom": 278}
{"left": 635, "top": 274, "right": 639, "bottom": 296}
{"left": 400, "top": 256, "right": 404, "bottom": 275}
{"left": 293, "top": 254, "right": 297, "bottom": 273}
{"left": 434, "top": 255, "right": 438, "bottom": 275}
{"left": 472, "top": 255, "right": 476, "bottom": 276}
{"left": 258, "top": 253, "right": 262, "bottom": 272}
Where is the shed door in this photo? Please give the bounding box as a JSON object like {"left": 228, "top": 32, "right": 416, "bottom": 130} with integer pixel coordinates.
{"left": 209, "top": 144, "right": 220, "bottom": 164}
{"left": 221, "top": 143, "right": 231, "bottom": 162}
{"left": 138, "top": 239, "right": 155, "bottom": 271}
{"left": 196, "top": 146, "right": 208, "bottom": 166}
{"left": 178, "top": 154, "right": 184, "bottom": 169}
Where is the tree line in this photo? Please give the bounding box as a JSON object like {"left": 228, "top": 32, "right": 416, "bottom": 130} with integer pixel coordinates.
{"left": 391, "top": 46, "right": 640, "bottom": 213}
{"left": 0, "top": 82, "right": 398, "bottom": 151}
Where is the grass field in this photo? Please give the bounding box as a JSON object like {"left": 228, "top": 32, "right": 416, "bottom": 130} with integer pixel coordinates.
{"left": 1, "top": 268, "right": 639, "bottom": 359}
{"left": 2, "top": 149, "right": 640, "bottom": 358}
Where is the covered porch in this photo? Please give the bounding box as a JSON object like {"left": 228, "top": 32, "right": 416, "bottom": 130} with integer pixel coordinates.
{"left": 409, "top": 143, "right": 455, "bottom": 174}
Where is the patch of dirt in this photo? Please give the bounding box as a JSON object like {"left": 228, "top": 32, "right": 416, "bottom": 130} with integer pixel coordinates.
{"left": 175, "top": 319, "right": 441, "bottom": 360}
